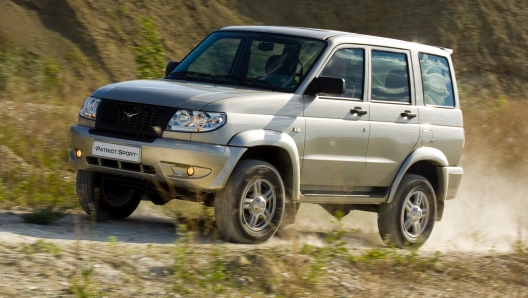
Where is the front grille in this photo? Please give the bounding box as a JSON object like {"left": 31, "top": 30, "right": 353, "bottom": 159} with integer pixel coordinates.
{"left": 89, "top": 129, "right": 157, "bottom": 143}
{"left": 95, "top": 99, "right": 176, "bottom": 138}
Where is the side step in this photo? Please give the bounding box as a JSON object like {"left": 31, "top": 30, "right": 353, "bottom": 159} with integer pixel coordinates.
{"left": 299, "top": 188, "right": 388, "bottom": 204}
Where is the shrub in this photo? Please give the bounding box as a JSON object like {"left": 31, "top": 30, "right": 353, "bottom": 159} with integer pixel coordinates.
{"left": 134, "top": 16, "right": 166, "bottom": 79}
{"left": 20, "top": 204, "right": 67, "bottom": 225}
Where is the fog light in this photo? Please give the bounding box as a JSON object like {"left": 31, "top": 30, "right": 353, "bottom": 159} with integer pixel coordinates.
{"left": 187, "top": 166, "right": 194, "bottom": 176}
{"left": 75, "top": 149, "right": 82, "bottom": 158}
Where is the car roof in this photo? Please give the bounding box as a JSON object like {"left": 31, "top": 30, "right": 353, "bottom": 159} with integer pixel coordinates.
{"left": 217, "top": 26, "right": 452, "bottom": 55}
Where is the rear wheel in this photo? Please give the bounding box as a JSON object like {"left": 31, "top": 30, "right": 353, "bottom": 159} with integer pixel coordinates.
{"left": 378, "top": 174, "right": 436, "bottom": 248}
{"left": 76, "top": 170, "right": 141, "bottom": 219}
{"left": 214, "top": 160, "right": 285, "bottom": 243}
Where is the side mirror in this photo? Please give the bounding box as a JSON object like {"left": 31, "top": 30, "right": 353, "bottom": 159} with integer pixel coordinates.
{"left": 305, "top": 76, "right": 345, "bottom": 95}
{"left": 165, "top": 61, "right": 180, "bottom": 76}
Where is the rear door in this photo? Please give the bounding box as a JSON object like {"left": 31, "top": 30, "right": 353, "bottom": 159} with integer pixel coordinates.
{"left": 301, "top": 46, "right": 370, "bottom": 194}
{"left": 416, "top": 52, "right": 464, "bottom": 165}
{"left": 361, "top": 48, "right": 420, "bottom": 187}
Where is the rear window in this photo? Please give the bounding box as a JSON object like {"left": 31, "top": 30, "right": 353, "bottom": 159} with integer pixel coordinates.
{"left": 419, "top": 53, "right": 455, "bottom": 107}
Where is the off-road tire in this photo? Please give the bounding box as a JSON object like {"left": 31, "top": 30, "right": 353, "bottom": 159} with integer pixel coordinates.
{"left": 214, "top": 160, "right": 285, "bottom": 244}
{"left": 378, "top": 174, "right": 436, "bottom": 249}
{"left": 76, "top": 170, "right": 141, "bottom": 219}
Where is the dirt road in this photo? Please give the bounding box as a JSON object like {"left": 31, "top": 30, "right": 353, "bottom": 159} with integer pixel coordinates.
{"left": 1, "top": 197, "right": 527, "bottom": 297}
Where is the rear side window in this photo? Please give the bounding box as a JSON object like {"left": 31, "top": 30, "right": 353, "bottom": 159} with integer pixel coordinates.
{"left": 371, "top": 51, "right": 411, "bottom": 103}
{"left": 419, "top": 53, "right": 455, "bottom": 107}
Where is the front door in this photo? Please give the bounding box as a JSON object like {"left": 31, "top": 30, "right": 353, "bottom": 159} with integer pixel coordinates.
{"left": 301, "top": 47, "right": 370, "bottom": 194}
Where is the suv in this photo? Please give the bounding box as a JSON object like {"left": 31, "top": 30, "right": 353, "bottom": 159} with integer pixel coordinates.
{"left": 69, "top": 26, "right": 464, "bottom": 248}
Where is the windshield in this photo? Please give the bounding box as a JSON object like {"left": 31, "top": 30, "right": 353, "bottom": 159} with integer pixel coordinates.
{"left": 166, "top": 31, "right": 327, "bottom": 92}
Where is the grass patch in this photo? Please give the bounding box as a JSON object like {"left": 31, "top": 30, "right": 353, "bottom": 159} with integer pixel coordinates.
{"left": 71, "top": 266, "right": 103, "bottom": 298}
{"left": 300, "top": 210, "right": 348, "bottom": 284}
{"left": 0, "top": 170, "right": 76, "bottom": 209}
{"left": 0, "top": 40, "right": 62, "bottom": 100}
{"left": 21, "top": 239, "right": 61, "bottom": 254}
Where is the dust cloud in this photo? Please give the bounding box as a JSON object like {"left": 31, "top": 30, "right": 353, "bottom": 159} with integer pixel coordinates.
{"left": 293, "top": 156, "right": 528, "bottom": 252}
{"left": 424, "top": 157, "right": 528, "bottom": 252}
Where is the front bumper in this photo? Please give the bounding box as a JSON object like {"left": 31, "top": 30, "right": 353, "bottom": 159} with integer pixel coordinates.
{"left": 68, "top": 125, "right": 246, "bottom": 192}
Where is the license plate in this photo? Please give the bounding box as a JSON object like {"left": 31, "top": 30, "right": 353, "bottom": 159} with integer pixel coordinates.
{"left": 92, "top": 141, "right": 140, "bottom": 162}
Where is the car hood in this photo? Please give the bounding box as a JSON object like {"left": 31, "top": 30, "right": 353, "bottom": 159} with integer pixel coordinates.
{"left": 90, "top": 79, "right": 279, "bottom": 110}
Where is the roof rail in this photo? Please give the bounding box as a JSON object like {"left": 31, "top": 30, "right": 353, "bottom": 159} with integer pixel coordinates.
{"left": 439, "top": 47, "right": 453, "bottom": 55}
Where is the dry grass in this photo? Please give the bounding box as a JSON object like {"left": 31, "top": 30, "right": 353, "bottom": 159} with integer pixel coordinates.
{"left": 462, "top": 91, "right": 528, "bottom": 168}
{"left": 0, "top": 215, "right": 527, "bottom": 297}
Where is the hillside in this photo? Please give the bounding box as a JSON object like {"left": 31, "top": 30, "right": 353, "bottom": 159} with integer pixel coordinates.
{"left": 0, "top": 0, "right": 252, "bottom": 99}
{"left": 238, "top": 0, "right": 528, "bottom": 96}
{"left": 1, "top": 0, "right": 528, "bottom": 101}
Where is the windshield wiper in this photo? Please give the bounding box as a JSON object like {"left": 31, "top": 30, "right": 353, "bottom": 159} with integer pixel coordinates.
{"left": 216, "top": 75, "right": 276, "bottom": 91}
{"left": 167, "top": 71, "right": 217, "bottom": 85}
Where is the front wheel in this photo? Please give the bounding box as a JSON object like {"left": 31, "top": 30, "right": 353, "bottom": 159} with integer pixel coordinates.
{"left": 214, "top": 160, "right": 285, "bottom": 244}
{"left": 76, "top": 170, "right": 141, "bottom": 219}
{"left": 378, "top": 174, "right": 436, "bottom": 248}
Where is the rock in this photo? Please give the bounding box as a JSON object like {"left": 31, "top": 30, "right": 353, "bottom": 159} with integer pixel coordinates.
{"left": 242, "top": 275, "right": 255, "bottom": 284}
{"left": 237, "top": 255, "right": 251, "bottom": 266}
{"left": 340, "top": 281, "right": 355, "bottom": 291}
{"left": 93, "top": 263, "right": 123, "bottom": 283}
{"left": 237, "top": 277, "right": 248, "bottom": 287}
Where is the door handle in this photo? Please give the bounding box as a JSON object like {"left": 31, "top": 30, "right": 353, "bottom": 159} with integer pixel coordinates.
{"left": 400, "top": 110, "right": 416, "bottom": 119}
{"left": 350, "top": 107, "right": 368, "bottom": 116}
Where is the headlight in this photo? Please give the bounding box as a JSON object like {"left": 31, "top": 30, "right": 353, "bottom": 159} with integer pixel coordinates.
{"left": 79, "top": 96, "right": 101, "bottom": 120}
{"left": 166, "top": 109, "right": 226, "bottom": 132}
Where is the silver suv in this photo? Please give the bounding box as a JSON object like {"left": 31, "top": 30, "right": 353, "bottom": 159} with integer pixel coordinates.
{"left": 69, "top": 26, "right": 464, "bottom": 248}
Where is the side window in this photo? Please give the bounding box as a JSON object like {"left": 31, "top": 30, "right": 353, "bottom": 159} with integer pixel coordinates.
{"left": 371, "top": 51, "right": 410, "bottom": 103}
{"left": 188, "top": 38, "right": 240, "bottom": 76}
{"left": 320, "top": 48, "right": 364, "bottom": 100}
{"left": 419, "top": 53, "right": 455, "bottom": 107}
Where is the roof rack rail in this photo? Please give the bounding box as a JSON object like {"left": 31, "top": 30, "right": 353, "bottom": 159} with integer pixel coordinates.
{"left": 439, "top": 47, "right": 453, "bottom": 55}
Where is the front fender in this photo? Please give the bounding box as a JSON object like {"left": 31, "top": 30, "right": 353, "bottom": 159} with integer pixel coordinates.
{"left": 229, "top": 130, "right": 301, "bottom": 201}
{"left": 387, "top": 147, "right": 449, "bottom": 203}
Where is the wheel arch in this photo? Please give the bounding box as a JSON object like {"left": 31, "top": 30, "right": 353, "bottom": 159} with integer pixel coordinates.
{"left": 228, "top": 130, "right": 301, "bottom": 202}
{"left": 387, "top": 147, "right": 449, "bottom": 220}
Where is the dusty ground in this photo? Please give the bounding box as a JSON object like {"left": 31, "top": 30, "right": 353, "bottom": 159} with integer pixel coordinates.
{"left": 1, "top": 197, "right": 527, "bottom": 297}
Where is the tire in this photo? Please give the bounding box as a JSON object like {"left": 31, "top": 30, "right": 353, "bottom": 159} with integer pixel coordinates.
{"left": 378, "top": 174, "right": 436, "bottom": 249}
{"left": 214, "top": 160, "right": 285, "bottom": 244}
{"left": 76, "top": 170, "right": 141, "bottom": 219}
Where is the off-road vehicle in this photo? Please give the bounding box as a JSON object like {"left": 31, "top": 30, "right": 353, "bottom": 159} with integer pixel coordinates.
{"left": 69, "top": 26, "right": 464, "bottom": 248}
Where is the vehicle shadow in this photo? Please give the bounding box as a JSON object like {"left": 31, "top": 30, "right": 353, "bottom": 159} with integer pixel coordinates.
{"left": 0, "top": 203, "right": 384, "bottom": 248}
{"left": 0, "top": 211, "right": 183, "bottom": 244}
